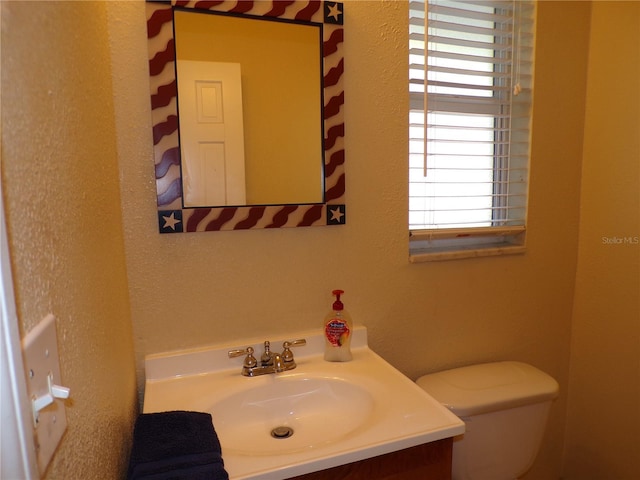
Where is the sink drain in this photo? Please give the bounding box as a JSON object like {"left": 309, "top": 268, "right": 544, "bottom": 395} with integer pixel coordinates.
{"left": 271, "top": 426, "right": 294, "bottom": 439}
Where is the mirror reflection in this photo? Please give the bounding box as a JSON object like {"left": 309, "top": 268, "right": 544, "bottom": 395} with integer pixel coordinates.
{"left": 174, "top": 10, "right": 324, "bottom": 207}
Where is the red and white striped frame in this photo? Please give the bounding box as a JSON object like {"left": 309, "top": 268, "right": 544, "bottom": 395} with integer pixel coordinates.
{"left": 146, "top": 1, "right": 345, "bottom": 233}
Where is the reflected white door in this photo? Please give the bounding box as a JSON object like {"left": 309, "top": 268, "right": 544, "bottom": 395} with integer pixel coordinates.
{"left": 177, "top": 61, "right": 246, "bottom": 206}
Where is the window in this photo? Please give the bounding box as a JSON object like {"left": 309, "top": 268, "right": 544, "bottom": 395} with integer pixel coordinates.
{"left": 409, "top": 0, "right": 536, "bottom": 261}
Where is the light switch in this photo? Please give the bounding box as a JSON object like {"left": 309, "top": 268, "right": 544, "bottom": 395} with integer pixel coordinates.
{"left": 22, "top": 314, "right": 69, "bottom": 474}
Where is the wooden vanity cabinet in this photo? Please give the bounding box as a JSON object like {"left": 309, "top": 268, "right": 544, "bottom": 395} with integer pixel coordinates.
{"left": 287, "top": 437, "right": 453, "bottom": 480}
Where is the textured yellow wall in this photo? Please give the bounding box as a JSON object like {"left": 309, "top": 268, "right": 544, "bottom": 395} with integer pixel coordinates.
{"left": 111, "top": 2, "right": 591, "bottom": 478}
{"left": 563, "top": 2, "right": 640, "bottom": 479}
{"left": 1, "top": 1, "right": 137, "bottom": 478}
{"left": 6, "top": 1, "right": 624, "bottom": 479}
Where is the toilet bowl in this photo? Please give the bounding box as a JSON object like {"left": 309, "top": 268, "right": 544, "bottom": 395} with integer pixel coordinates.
{"left": 416, "top": 361, "right": 559, "bottom": 480}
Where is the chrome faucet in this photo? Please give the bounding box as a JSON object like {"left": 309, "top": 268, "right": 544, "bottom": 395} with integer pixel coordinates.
{"left": 228, "top": 339, "right": 306, "bottom": 377}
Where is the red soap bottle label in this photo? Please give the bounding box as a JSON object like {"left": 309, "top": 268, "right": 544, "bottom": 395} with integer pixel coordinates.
{"left": 325, "top": 319, "right": 350, "bottom": 347}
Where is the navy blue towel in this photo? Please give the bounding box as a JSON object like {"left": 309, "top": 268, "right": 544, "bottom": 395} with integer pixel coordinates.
{"left": 128, "top": 411, "right": 229, "bottom": 480}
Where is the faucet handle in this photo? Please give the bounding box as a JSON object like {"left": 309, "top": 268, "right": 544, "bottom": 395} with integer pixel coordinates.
{"left": 228, "top": 346, "right": 257, "bottom": 368}
{"left": 282, "top": 338, "right": 306, "bottom": 363}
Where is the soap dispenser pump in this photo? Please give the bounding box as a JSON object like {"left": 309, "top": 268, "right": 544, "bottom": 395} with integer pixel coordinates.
{"left": 323, "top": 289, "right": 353, "bottom": 362}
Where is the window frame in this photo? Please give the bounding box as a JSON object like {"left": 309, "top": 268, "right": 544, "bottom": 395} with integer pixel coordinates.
{"left": 409, "top": 0, "right": 536, "bottom": 262}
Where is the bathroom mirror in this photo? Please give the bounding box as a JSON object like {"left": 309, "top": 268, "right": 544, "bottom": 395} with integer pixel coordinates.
{"left": 146, "top": 1, "right": 345, "bottom": 233}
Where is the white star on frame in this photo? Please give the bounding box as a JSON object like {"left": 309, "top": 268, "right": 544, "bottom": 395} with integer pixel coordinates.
{"left": 326, "top": 3, "right": 342, "bottom": 22}
{"left": 162, "top": 212, "right": 181, "bottom": 230}
{"left": 329, "top": 206, "right": 345, "bottom": 223}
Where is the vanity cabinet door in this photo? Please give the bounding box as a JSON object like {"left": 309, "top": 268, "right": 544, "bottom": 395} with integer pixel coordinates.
{"left": 287, "top": 438, "right": 453, "bottom": 480}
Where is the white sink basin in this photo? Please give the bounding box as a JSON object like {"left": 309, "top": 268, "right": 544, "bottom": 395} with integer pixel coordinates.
{"left": 204, "top": 376, "right": 374, "bottom": 455}
{"left": 143, "top": 326, "right": 464, "bottom": 480}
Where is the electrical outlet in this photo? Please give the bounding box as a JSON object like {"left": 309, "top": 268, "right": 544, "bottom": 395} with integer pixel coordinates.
{"left": 22, "top": 314, "right": 69, "bottom": 474}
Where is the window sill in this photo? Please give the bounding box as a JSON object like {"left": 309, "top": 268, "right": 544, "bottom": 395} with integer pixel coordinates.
{"left": 409, "top": 226, "right": 526, "bottom": 262}
{"left": 410, "top": 243, "right": 526, "bottom": 263}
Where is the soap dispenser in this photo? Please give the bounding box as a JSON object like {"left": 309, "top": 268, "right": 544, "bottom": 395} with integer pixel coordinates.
{"left": 323, "top": 289, "right": 353, "bottom": 362}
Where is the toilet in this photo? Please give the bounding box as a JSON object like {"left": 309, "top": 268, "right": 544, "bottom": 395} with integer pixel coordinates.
{"left": 416, "top": 361, "right": 559, "bottom": 480}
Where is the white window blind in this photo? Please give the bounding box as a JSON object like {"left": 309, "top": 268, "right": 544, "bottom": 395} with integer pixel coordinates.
{"left": 409, "top": 0, "right": 536, "bottom": 261}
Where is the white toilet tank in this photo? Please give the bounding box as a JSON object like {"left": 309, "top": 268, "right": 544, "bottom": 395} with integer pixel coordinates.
{"left": 416, "top": 361, "right": 559, "bottom": 480}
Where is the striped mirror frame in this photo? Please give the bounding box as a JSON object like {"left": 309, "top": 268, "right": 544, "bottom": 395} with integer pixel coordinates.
{"left": 146, "top": 1, "right": 345, "bottom": 233}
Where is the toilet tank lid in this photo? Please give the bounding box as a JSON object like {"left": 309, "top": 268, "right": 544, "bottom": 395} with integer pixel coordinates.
{"left": 416, "top": 361, "right": 559, "bottom": 417}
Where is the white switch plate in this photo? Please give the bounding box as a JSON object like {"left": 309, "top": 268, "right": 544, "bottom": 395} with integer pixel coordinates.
{"left": 22, "top": 314, "right": 68, "bottom": 474}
